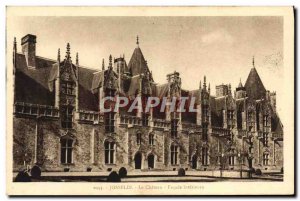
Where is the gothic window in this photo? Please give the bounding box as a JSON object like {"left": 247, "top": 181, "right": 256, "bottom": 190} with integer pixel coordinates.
{"left": 263, "top": 133, "right": 269, "bottom": 147}
{"left": 202, "top": 104, "right": 209, "bottom": 122}
{"left": 171, "top": 144, "right": 178, "bottom": 165}
{"left": 227, "top": 110, "right": 234, "bottom": 128}
{"left": 142, "top": 113, "right": 149, "bottom": 126}
{"left": 171, "top": 119, "right": 178, "bottom": 138}
{"left": 149, "top": 133, "right": 154, "bottom": 146}
{"left": 61, "top": 81, "right": 75, "bottom": 95}
{"left": 105, "top": 88, "right": 115, "bottom": 97}
{"left": 229, "top": 155, "right": 235, "bottom": 166}
{"left": 247, "top": 111, "right": 255, "bottom": 132}
{"left": 104, "top": 141, "right": 115, "bottom": 164}
{"left": 136, "top": 132, "right": 141, "bottom": 145}
{"left": 201, "top": 147, "right": 208, "bottom": 165}
{"left": 61, "top": 106, "right": 73, "bottom": 129}
{"left": 61, "top": 138, "right": 73, "bottom": 164}
{"left": 263, "top": 153, "right": 269, "bottom": 166}
{"left": 105, "top": 112, "right": 115, "bottom": 133}
{"left": 237, "top": 111, "right": 242, "bottom": 129}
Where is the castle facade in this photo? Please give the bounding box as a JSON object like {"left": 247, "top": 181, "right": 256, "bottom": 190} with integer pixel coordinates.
{"left": 12, "top": 34, "right": 283, "bottom": 173}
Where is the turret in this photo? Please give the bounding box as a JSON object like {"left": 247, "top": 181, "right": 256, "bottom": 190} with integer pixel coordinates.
{"left": 235, "top": 78, "right": 246, "bottom": 99}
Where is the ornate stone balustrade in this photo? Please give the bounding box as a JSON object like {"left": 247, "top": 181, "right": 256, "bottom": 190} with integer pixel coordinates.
{"left": 153, "top": 118, "right": 170, "bottom": 129}
{"left": 120, "top": 115, "right": 142, "bottom": 126}
{"left": 14, "top": 102, "right": 59, "bottom": 118}
{"left": 211, "top": 127, "right": 231, "bottom": 137}
{"left": 77, "top": 110, "right": 103, "bottom": 124}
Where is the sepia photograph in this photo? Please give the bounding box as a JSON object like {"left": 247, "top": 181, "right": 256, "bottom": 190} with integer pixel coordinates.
{"left": 6, "top": 6, "right": 294, "bottom": 196}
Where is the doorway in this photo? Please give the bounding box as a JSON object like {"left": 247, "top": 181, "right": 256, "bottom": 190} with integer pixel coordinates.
{"left": 192, "top": 155, "right": 197, "bottom": 169}
{"left": 134, "top": 152, "right": 142, "bottom": 169}
{"left": 148, "top": 154, "right": 155, "bottom": 169}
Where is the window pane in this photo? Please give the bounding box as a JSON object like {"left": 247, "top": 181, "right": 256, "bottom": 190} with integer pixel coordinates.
{"left": 61, "top": 139, "right": 67, "bottom": 147}
{"left": 67, "top": 139, "right": 73, "bottom": 147}
{"left": 61, "top": 148, "right": 66, "bottom": 163}
{"left": 105, "top": 141, "right": 109, "bottom": 149}
{"left": 67, "top": 148, "right": 72, "bottom": 163}
{"left": 105, "top": 150, "right": 109, "bottom": 164}
{"left": 110, "top": 150, "right": 114, "bottom": 164}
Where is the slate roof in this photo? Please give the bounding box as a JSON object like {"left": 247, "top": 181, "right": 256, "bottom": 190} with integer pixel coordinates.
{"left": 14, "top": 48, "right": 283, "bottom": 133}
{"left": 15, "top": 53, "right": 56, "bottom": 105}
{"left": 244, "top": 67, "right": 266, "bottom": 100}
{"left": 127, "top": 47, "right": 148, "bottom": 76}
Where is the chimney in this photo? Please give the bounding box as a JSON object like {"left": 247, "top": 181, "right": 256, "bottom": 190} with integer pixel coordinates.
{"left": 21, "top": 34, "right": 36, "bottom": 68}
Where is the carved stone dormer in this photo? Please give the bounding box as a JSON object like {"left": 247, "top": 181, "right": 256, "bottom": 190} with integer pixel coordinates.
{"left": 58, "top": 43, "right": 78, "bottom": 130}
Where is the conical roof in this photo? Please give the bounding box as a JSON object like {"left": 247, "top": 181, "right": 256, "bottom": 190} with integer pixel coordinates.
{"left": 127, "top": 46, "right": 148, "bottom": 76}
{"left": 244, "top": 67, "right": 266, "bottom": 100}
{"left": 238, "top": 78, "right": 243, "bottom": 88}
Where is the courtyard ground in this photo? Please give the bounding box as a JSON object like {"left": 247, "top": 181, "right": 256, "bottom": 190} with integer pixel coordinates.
{"left": 13, "top": 170, "right": 283, "bottom": 182}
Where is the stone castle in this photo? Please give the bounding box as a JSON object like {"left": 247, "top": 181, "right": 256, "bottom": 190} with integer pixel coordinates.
{"left": 12, "top": 34, "right": 283, "bottom": 173}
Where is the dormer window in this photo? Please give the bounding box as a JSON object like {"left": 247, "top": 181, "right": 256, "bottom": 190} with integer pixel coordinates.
{"left": 171, "top": 119, "right": 178, "bottom": 138}
{"left": 142, "top": 113, "right": 149, "bottom": 126}
{"left": 227, "top": 110, "right": 234, "bottom": 129}
{"left": 263, "top": 115, "right": 269, "bottom": 132}
{"left": 61, "top": 81, "right": 75, "bottom": 95}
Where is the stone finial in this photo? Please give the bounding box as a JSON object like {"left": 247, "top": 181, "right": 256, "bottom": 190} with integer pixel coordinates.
{"left": 252, "top": 56, "right": 255, "bottom": 68}
{"left": 109, "top": 55, "right": 112, "bottom": 68}
{"left": 57, "top": 48, "right": 61, "bottom": 62}
{"left": 102, "top": 58, "right": 105, "bottom": 70}
{"left": 136, "top": 35, "right": 139, "bottom": 46}
{"left": 76, "top": 52, "right": 79, "bottom": 66}
{"left": 13, "top": 37, "right": 17, "bottom": 52}
{"left": 65, "top": 43, "right": 71, "bottom": 59}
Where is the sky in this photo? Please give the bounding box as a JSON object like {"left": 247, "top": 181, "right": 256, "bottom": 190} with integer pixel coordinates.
{"left": 7, "top": 16, "right": 284, "bottom": 114}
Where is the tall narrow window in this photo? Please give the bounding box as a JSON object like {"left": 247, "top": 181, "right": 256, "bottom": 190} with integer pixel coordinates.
{"left": 263, "top": 153, "right": 269, "bottom": 166}
{"left": 171, "top": 144, "right": 178, "bottom": 165}
{"left": 142, "top": 113, "right": 149, "bottom": 126}
{"left": 104, "top": 141, "right": 115, "bottom": 164}
{"left": 149, "top": 133, "right": 154, "bottom": 146}
{"left": 202, "top": 105, "right": 209, "bottom": 122}
{"left": 263, "top": 133, "right": 269, "bottom": 147}
{"left": 61, "top": 138, "right": 73, "bottom": 164}
{"left": 61, "top": 106, "right": 73, "bottom": 129}
{"left": 136, "top": 132, "right": 141, "bottom": 145}
{"left": 171, "top": 119, "right": 178, "bottom": 138}
{"left": 227, "top": 110, "right": 234, "bottom": 129}
{"left": 228, "top": 150, "right": 235, "bottom": 166}
{"left": 105, "top": 112, "right": 115, "bottom": 133}
{"left": 202, "top": 147, "right": 208, "bottom": 165}
{"left": 247, "top": 111, "right": 254, "bottom": 132}
{"left": 61, "top": 81, "right": 75, "bottom": 95}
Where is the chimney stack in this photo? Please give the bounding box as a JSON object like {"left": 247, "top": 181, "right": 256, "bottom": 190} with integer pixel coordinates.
{"left": 21, "top": 34, "right": 36, "bottom": 68}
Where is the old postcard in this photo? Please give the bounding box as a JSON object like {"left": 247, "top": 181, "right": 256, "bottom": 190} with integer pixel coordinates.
{"left": 6, "top": 6, "right": 294, "bottom": 196}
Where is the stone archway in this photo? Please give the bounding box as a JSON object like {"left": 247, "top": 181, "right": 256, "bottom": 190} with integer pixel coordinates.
{"left": 134, "top": 152, "right": 142, "bottom": 169}
{"left": 147, "top": 154, "right": 155, "bottom": 169}
{"left": 192, "top": 155, "right": 197, "bottom": 169}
